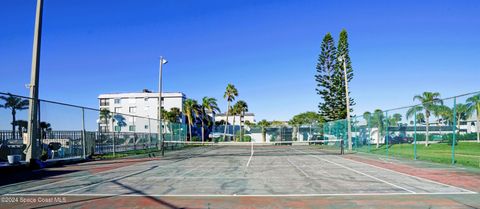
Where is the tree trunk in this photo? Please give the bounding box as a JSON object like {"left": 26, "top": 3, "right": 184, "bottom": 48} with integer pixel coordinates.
{"left": 262, "top": 129, "right": 266, "bottom": 142}
{"left": 170, "top": 123, "right": 173, "bottom": 142}
{"left": 425, "top": 114, "right": 430, "bottom": 147}
{"left": 239, "top": 114, "right": 243, "bottom": 141}
{"left": 201, "top": 120, "right": 205, "bottom": 143}
{"left": 476, "top": 111, "right": 479, "bottom": 143}
{"left": 189, "top": 124, "right": 192, "bottom": 142}
{"left": 223, "top": 102, "right": 230, "bottom": 141}
{"left": 232, "top": 115, "right": 236, "bottom": 141}
{"left": 11, "top": 109, "right": 16, "bottom": 141}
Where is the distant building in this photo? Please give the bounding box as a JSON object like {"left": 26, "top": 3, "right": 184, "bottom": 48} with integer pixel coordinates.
{"left": 214, "top": 113, "right": 255, "bottom": 125}
{"left": 98, "top": 91, "right": 186, "bottom": 133}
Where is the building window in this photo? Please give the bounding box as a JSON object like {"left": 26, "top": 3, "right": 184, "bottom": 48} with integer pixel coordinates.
{"left": 114, "top": 107, "right": 121, "bottom": 113}
{"left": 129, "top": 106, "right": 137, "bottom": 113}
{"left": 145, "top": 125, "right": 149, "bottom": 129}
{"left": 114, "top": 98, "right": 121, "bottom": 104}
{"left": 129, "top": 125, "right": 136, "bottom": 132}
{"left": 99, "top": 99, "right": 109, "bottom": 106}
{"left": 114, "top": 126, "right": 121, "bottom": 132}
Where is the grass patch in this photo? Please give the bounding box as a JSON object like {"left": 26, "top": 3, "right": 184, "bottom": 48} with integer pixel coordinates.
{"left": 355, "top": 142, "right": 480, "bottom": 168}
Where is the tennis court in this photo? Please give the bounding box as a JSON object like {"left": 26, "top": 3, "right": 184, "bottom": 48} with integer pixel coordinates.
{"left": 1, "top": 141, "right": 475, "bottom": 198}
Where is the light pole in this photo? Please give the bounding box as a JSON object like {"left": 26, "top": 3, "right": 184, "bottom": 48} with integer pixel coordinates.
{"left": 158, "top": 56, "right": 168, "bottom": 154}
{"left": 26, "top": 0, "right": 44, "bottom": 163}
{"left": 338, "top": 55, "right": 352, "bottom": 151}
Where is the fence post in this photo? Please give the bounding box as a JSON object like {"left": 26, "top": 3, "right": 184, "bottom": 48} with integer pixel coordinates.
{"left": 368, "top": 114, "right": 371, "bottom": 153}
{"left": 112, "top": 116, "right": 115, "bottom": 158}
{"left": 414, "top": 110, "right": 417, "bottom": 160}
{"left": 133, "top": 115, "right": 136, "bottom": 151}
{"left": 385, "top": 111, "right": 389, "bottom": 158}
{"left": 81, "top": 108, "right": 86, "bottom": 159}
{"left": 170, "top": 123, "right": 173, "bottom": 142}
{"left": 148, "top": 118, "right": 152, "bottom": 148}
{"left": 452, "top": 97, "right": 457, "bottom": 165}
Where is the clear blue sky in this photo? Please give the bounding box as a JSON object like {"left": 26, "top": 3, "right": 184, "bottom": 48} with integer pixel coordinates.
{"left": 1, "top": 0, "right": 479, "bottom": 124}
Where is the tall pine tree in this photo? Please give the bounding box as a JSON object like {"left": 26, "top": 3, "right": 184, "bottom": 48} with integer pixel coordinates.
{"left": 315, "top": 33, "right": 337, "bottom": 121}
{"left": 316, "top": 30, "right": 355, "bottom": 121}
{"left": 334, "top": 29, "right": 355, "bottom": 119}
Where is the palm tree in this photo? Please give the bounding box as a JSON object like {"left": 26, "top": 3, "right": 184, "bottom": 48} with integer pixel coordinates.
{"left": 223, "top": 84, "right": 238, "bottom": 141}
{"left": 183, "top": 99, "right": 200, "bottom": 141}
{"left": 416, "top": 112, "right": 426, "bottom": 124}
{"left": 201, "top": 97, "right": 220, "bottom": 142}
{"left": 391, "top": 113, "right": 402, "bottom": 126}
{"left": 39, "top": 122, "right": 52, "bottom": 139}
{"left": 0, "top": 94, "right": 29, "bottom": 141}
{"left": 432, "top": 105, "right": 452, "bottom": 126}
{"left": 371, "top": 109, "right": 384, "bottom": 148}
{"left": 466, "top": 94, "right": 480, "bottom": 143}
{"left": 363, "top": 111, "right": 371, "bottom": 122}
{"left": 407, "top": 92, "right": 443, "bottom": 146}
{"left": 288, "top": 117, "right": 301, "bottom": 141}
{"left": 454, "top": 103, "right": 473, "bottom": 132}
{"left": 99, "top": 108, "right": 112, "bottom": 132}
{"left": 112, "top": 114, "right": 127, "bottom": 131}
{"left": 258, "top": 120, "right": 271, "bottom": 142}
{"left": 166, "top": 107, "right": 182, "bottom": 123}
{"left": 235, "top": 100, "right": 248, "bottom": 141}
{"left": 13, "top": 120, "right": 28, "bottom": 135}
{"left": 165, "top": 107, "right": 182, "bottom": 141}
{"left": 363, "top": 112, "right": 372, "bottom": 143}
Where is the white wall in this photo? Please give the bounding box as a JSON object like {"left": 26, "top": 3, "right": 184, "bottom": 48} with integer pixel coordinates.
{"left": 98, "top": 92, "right": 185, "bottom": 133}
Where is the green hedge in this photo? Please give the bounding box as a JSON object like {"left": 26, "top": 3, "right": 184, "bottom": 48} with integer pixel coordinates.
{"left": 413, "top": 133, "right": 477, "bottom": 142}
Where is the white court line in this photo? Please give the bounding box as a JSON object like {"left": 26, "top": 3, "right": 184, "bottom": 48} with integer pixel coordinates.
{"left": 62, "top": 164, "right": 160, "bottom": 195}
{"left": 286, "top": 157, "right": 310, "bottom": 178}
{"left": 246, "top": 142, "right": 254, "bottom": 167}
{"left": 3, "top": 192, "right": 476, "bottom": 197}
{"left": 9, "top": 159, "right": 160, "bottom": 194}
{"left": 63, "top": 146, "right": 223, "bottom": 195}
{"left": 339, "top": 156, "right": 477, "bottom": 194}
{"left": 291, "top": 147, "right": 416, "bottom": 194}
{"left": 243, "top": 141, "right": 254, "bottom": 174}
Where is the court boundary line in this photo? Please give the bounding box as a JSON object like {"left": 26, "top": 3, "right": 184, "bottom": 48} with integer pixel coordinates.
{"left": 2, "top": 191, "right": 475, "bottom": 197}
{"left": 340, "top": 156, "right": 477, "bottom": 194}
{"left": 62, "top": 146, "right": 225, "bottom": 195}
{"left": 62, "top": 164, "right": 161, "bottom": 195}
{"left": 291, "top": 147, "right": 416, "bottom": 194}
{"left": 8, "top": 159, "right": 161, "bottom": 195}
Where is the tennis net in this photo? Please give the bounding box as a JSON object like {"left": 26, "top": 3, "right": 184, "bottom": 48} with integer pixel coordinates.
{"left": 162, "top": 139, "right": 344, "bottom": 158}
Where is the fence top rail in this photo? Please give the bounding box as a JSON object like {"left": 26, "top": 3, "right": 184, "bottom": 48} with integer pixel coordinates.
{"left": 0, "top": 91, "right": 162, "bottom": 121}
{"left": 346, "top": 90, "right": 480, "bottom": 117}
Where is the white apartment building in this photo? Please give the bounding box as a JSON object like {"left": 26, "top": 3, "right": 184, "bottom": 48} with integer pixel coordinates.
{"left": 214, "top": 113, "right": 256, "bottom": 125}
{"left": 98, "top": 91, "right": 186, "bottom": 133}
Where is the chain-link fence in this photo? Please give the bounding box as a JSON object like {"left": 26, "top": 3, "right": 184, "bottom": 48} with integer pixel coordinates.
{"left": 325, "top": 91, "right": 480, "bottom": 168}
{"left": 0, "top": 92, "right": 187, "bottom": 162}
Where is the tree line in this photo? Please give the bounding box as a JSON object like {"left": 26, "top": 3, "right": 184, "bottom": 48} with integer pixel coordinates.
{"left": 361, "top": 91, "right": 480, "bottom": 147}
